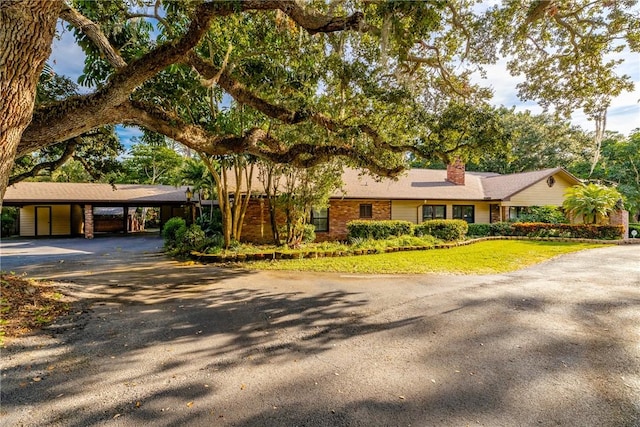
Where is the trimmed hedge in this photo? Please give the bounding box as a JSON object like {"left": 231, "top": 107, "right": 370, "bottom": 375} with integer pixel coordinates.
{"left": 488, "top": 222, "right": 623, "bottom": 240}
{"left": 629, "top": 223, "right": 640, "bottom": 238}
{"left": 467, "top": 223, "right": 491, "bottom": 237}
{"left": 415, "top": 219, "right": 468, "bottom": 241}
{"left": 347, "top": 220, "right": 414, "bottom": 240}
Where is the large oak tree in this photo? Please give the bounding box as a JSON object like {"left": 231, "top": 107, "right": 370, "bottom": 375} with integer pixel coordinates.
{"left": 1, "top": 0, "right": 638, "bottom": 205}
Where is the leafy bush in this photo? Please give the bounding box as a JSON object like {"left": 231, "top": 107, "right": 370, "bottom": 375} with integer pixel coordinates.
{"left": 196, "top": 209, "right": 223, "bottom": 236}
{"left": 0, "top": 207, "right": 19, "bottom": 237}
{"left": 630, "top": 223, "right": 640, "bottom": 238}
{"left": 162, "top": 217, "right": 186, "bottom": 248}
{"left": 467, "top": 223, "right": 491, "bottom": 237}
{"left": 302, "top": 223, "right": 316, "bottom": 243}
{"left": 415, "top": 219, "right": 468, "bottom": 241}
{"left": 174, "top": 224, "right": 207, "bottom": 255}
{"left": 489, "top": 222, "right": 514, "bottom": 236}
{"left": 490, "top": 222, "right": 623, "bottom": 240}
{"left": 517, "top": 206, "right": 568, "bottom": 224}
{"left": 347, "top": 220, "right": 413, "bottom": 240}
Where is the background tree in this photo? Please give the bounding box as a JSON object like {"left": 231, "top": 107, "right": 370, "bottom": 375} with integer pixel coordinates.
{"left": 466, "top": 109, "right": 592, "bottom": 174}
{"left": 569, "top": 129, "right": 640, "bottom": 221}
{"left": 118, "top": 134, "right": 185, "bottom": 185}
{"left": 2, "top": 1, "right": 638, "bottom": 206}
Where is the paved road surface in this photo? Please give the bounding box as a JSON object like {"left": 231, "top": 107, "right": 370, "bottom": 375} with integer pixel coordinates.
{"left": 1, "top": 237, "right": 639, "bottom": 426}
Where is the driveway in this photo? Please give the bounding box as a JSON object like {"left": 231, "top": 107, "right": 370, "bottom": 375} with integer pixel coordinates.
{"left": 1, "top": 238, "right": 639, "bottom": 426}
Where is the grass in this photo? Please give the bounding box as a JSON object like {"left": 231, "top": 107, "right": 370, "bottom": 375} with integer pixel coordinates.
{"left": 246, "top": 240, "right": 603, "bottom": 274}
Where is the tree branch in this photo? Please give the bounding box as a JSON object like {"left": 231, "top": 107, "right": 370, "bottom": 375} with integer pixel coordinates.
{"left": 186, "top": 52, "right": 414, "bottom": 156}
{"left": 117, "top": 100, "right": 404, "bottom": 177}
{"left": 207, "top": 0, "right": 369, "bottom": 35}
{"left": 20, "top": 0, "right": 370, "bottom": 157}
{"left": 9, "top": 138, "right": 79, "bottom": 185}
{"left": 19, "top": 2, "right": 220, "bottom": 156}
{"left": 59, "top": 4, "right": 127, "bottom": 69}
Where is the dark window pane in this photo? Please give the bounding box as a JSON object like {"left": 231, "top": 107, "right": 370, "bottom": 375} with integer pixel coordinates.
{"left": 360, "top": 204, "right": 372, "bottom": 218}
{"left": 311, "top": 207, "right": 329, "bottom": 232}
{"left": 453, "top": 205, "right": 474, "bottom": 223}
{"left": 423, "top": 205, "right": 446, "bottom": 221}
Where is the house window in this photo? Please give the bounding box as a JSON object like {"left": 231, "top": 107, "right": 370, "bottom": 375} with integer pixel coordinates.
{"left": 453, "top": 205, "right": 474, "bottom": 223}
{"left": 508, "top": 206, "right": 529, "bottom": 221}
{"left": 311, "top": 207, "right": 329, "bottom": 232}
{"left": 422, "top": 205, "right": 446, "bottom": 221}
{"left": 359, "top": 203, "right": 373, "bottom": 218}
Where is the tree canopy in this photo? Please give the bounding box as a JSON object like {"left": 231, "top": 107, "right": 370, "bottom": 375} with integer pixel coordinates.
{"left": 1, "top": 0, "right": 638, "bottom": 203}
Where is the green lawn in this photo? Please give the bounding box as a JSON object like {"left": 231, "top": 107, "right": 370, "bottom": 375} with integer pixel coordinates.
{"left": 246, "top": 240, "right": 603, "bottom": 274}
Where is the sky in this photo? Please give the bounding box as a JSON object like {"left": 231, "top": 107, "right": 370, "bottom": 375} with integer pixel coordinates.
{"left": 48, "top": 14, "right": 640, "bottom": 152}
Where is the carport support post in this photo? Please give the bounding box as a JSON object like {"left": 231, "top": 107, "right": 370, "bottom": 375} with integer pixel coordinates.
{"left": 84, "top": 204, "right": 94, "bottom": 239}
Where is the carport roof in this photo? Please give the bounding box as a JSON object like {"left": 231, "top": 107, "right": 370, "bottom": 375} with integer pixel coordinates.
{"left": 3, "top": 182, "right": 195, "bottom": 205}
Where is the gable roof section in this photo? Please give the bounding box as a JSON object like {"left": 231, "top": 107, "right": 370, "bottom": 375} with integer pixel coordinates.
{"left": 3, "top": 182, "right": 193, "bottom": 205}
{"left": 481, "top": 167, "right": 581, "bottom": 200}
{"left": 333, "top": 168, "right": 499, "bottom": 200}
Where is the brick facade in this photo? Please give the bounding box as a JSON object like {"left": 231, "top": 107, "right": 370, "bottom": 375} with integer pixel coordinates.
{"left": 84, "top": 204, "right": 94, "bottom": 239}
{"left": 317, "top": 199, "right": 391, "bottom": 242}
{"left": 446, "top": 159, "right": 465, "bottom": 185}
{"left": 609, "top": 209, "right": 629, "bottom": 238}
{"left": 239, "top": 198, "right": 392, "bottom": 243}
{"left": 240, "top": 199, "right": 281, "bottom": 244}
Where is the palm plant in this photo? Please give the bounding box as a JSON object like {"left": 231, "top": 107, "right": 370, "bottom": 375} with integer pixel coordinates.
{"left": 563, "top": 183, "right": 623, "bottom": 224}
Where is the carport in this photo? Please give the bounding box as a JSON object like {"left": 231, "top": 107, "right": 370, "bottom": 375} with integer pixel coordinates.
{"left": 3, "top": 182, "right": 197, "bottom": 238}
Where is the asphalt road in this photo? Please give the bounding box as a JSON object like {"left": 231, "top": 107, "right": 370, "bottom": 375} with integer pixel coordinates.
{"left": 1, "top": 236, "right": 639, "bottom": 426}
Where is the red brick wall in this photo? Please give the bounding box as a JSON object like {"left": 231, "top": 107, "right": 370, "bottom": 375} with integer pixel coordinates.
{"left": 446, "top": 159, "right": 465, "bottom": 185}
{"left": 609, "top": 209, "right": 629, "bottom": 238}
{"left": 240, "top": 198, "right": 392, "bottom": 243}
{"left": 240, "top": 199, "right": 283, "bottom": 244}
{"left": 84, "top": 204, "right": 94, "bottom": 239}
{"left": 317, "top": 199, "right": 392, "bottom": 242}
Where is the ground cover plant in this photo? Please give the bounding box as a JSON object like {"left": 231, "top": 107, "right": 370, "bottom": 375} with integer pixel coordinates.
{"left": 246, "top": 240, "right": 602, "bottom": 275}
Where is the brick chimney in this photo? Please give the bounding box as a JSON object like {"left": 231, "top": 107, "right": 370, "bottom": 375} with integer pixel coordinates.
{"left": 446, "top": 158, "right": 465, "bottom": 185}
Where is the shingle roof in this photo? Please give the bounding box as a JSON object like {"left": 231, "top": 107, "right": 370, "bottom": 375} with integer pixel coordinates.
{"left": 3, "top": 167, "right": 581, "bottom": 205}
{"left": 481, "top": 167, "right": 579, "bottom": 200}
{"left": 3, "top": 182, "right": 194, "bottom": 205}
{"left": 333, "top": 168, "right": 499, "bottom": 200}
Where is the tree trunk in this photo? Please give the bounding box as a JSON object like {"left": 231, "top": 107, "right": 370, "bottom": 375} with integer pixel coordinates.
{"left": 0, "top": 1, "right": 62, "bottom": 205}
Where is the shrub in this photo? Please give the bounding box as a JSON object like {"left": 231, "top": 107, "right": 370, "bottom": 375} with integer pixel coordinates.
{"left": 490, "top": 222, "right": 515, "bottom": 236}
{"left": 415, "top": 219, "right": 468, "bottom": 241}
{"left": 174, "top": 224, "right": 207, "bottom": 254}
{"left": 0, "top": 207, "right": 19, "bottom": 237}
{"left": 629, "top": 223, "right": 640, "bottom": 238}
{"left": 467, "top": 223, "right": 491, "bottom": 237}
{"left": 196, "top": 209, "right": 223, "bottom": 236}
{"left": 302, "top": 223, "right": 316, "bottom": 243}
{"left": 162, "top": 217, "right": 186, "bottom": 248}
{"left": 517, "top": 206, "right": 568, "bottom": 224}
{"left": 507, "top": 222, "right": 623, "bottom": 240}
{"left": 347, "top": 220, "right": 413, "bottom": 240}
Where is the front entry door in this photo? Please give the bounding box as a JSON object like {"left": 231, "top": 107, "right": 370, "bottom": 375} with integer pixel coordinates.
{"left": 35, "top": 206, "right": 52, "bottom": 236}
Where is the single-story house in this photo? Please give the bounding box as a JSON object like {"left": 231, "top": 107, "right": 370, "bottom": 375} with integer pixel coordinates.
{"left": 2, "top": 182, "right": 196, "bottom": 238}
{"left": 239, "top": 162, "right": 584, "bottom": 243}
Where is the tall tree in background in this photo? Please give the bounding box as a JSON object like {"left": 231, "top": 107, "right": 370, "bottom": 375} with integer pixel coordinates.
{"left": 570, "top": 130, "right": 640, "bottom": 221}
{"left": 1, "top": 0, "right": 638, "bottom": 206}
{"left": 466, "top": 108, "right": 592, "bottom": 174}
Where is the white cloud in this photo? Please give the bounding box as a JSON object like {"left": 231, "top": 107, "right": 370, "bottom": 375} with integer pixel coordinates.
{"left": 472, "top": 53, "right": 640, "bottom": 136}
